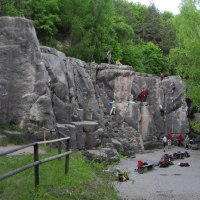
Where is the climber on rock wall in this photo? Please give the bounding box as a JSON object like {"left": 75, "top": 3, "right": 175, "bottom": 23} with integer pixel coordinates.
{"left": 170, "top": 82, "right": 176, "bottom": 93}
{"left": 139, "top": 88, "right": 148, "bottom": 102}
{"left": 109, "top": 99, "right": 116, "bottom": 115}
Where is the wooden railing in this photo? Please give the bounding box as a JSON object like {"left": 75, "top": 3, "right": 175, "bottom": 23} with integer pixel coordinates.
{"left": 0, "top": 134, "right": 71, "bottom": 188}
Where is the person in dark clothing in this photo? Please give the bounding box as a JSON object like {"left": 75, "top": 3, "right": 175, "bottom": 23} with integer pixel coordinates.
{"left": 159, "top": 105, "right": 164, "bottom": 116}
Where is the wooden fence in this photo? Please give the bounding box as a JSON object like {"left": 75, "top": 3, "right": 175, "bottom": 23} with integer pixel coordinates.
{"left": 0, "top": 132, "right": 71, "bottom": 188}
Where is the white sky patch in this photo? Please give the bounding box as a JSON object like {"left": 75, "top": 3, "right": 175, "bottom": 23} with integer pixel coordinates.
{"left": 128, "top": 0, "right": 181, "bottom": 15}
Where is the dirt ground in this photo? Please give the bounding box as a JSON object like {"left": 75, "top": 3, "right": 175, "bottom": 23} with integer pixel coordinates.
{"left": 114, "top": 146, "right": 200, "bottom": 200}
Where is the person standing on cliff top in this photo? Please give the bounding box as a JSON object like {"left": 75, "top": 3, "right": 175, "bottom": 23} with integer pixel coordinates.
{"left": 107, "top": 50, "right": 112, "bottom": 64}
{"left": 160, "top": 73, "right": 165, "bottom": 81}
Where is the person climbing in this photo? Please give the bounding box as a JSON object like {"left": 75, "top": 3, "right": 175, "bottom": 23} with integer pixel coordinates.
{"left": 159, "top": 104, "right": 164, "bottom": 116}
{"left": 178, "top": 134, "right": 183, "bottom": 147}
{"left": 160, "top": 73, "right": 165, "bottom": 81}
{"left": 139, "top": 88, "right": 148, "bottom": 102}
{"left": 109, "top": 99, "right": 116, "bottom": 115}
{"left": 107, "top": 50, "right": 112, "bottom": 64}
{"left": 170, "top": 82, "right": 175, "bottom": 93}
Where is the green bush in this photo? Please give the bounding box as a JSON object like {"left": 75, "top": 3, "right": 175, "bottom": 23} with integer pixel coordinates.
{"left": 191, "top": 122, "right": 200, "bottom": 135}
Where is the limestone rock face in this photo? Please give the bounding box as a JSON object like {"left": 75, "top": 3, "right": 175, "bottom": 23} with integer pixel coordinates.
{"left": 0, "top": 17, "right": 190, "bottom": 158}
{"left": 0, "top": 17, "right": 54, "bottom": 128}
{"left": 87, "top": 63, "right": 189, "bottom": 152}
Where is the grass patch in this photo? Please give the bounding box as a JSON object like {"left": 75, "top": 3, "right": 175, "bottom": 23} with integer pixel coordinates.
{"left": 0, "top": 124, "right": 26, "bottom": 146}
{"left": 0, "top": 149, "right": 121, "bottom": 200}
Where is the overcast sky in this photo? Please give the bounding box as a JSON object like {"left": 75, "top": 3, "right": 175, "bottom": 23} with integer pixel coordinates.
{"left": 128, "top": 0, "right": 181, "bottom": 15}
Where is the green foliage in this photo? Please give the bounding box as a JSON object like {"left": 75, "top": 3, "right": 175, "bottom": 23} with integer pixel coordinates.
{"left": 0, "top": 0, "right": 23, "bottom": 16}
{"left": 121, "top": 41, "right": 144, "bottom": 71}
{"left": 0, "top": 124, "right": 25, "bottom": 146}
{"left": 0, "top": 0, "right": 176, "bottom": 75}
{"left": 169, "top": 0, "right": 200, "bottom": 110}
{"left": 114, "top": 0, "right": 147, "bottom": 43}
{"left": 141, "top": 42, "right": 168, "bottom": 74}
{"left": 160, "top": 12, "right": 177, "bottom": 54}
{"left": 24, "top": 0, "right": 61, "bottom": 46}
{"left": 191, "top": 122, "right": 200, "bottom": 134}
{"left": 0, "top": 150, "right": 120, "bottom": 200}
{"left": 0, "top": 124, "right": 24, "bottom": 132}
{"left": 142, "top": 3, "right": 162, "bottom": 44}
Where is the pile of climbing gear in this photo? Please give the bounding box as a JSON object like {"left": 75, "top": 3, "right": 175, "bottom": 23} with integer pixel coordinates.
{"left": 104, "top": 167, "right": 130, "bottom": 182}
{"left": 157, "top": 151, "right": 190, "bottom": 168}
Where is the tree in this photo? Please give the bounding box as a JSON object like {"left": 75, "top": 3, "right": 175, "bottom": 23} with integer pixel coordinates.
{"left": 25, "top": 0, "right": 61, "bottom": 46}
{"left": 141, "top": 42, "right": 168, "bottom": 75}
{"left": 170, "top": 0, "right": 200, "bottom": 110}
{"left": 114, "top": 0, "right": 147, "bottom": 43}
{"left": 160, "top": 12, "right": 177, "bottom": 54}
{"left": 0, "top": 0, "right": 23, "bottom": 16}
{"left": 141, "top": 3, "right": 162, "bottom": 45}
{"left": 61, "top": 0, "right": 119, "bottom": 63}
{"left": 121, "top": 41, "right": 144, "bottom": 71}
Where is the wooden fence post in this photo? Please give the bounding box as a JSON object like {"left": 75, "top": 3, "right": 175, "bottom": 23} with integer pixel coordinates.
{"left": 49, "top": 130, "right": 52, "bottom": 152}
{"left": 58, "top": 131, "right": 61, "bottom": 159}
{"left": 34, "top": 143, "right": 39, "bottom": 188}
{"left": 65, "top": 139, "right": 70, "bottom": 175}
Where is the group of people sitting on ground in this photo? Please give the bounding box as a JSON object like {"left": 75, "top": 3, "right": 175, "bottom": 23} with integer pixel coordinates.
{"left": 157, "top": 151, "right": 190, "bottom": 168}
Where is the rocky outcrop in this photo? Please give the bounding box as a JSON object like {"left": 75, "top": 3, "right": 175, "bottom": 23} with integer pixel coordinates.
{"left": 0, "top": 17, "right": 190, "bottom": 161}
{"left": 0, "top": 17, "right": 55, "bottom": 128}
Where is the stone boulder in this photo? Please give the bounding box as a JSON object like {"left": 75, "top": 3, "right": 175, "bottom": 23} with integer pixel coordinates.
{"left": 84, "top": 148, "right": 119, "bottom": 163}
{"left": 0, "top": 17, "right": 54, "bottom": 128}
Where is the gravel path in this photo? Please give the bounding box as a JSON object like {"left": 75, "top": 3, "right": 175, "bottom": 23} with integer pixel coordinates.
{"left": 114, "top": 146, "right": 200, "bottom": 200}
{"left": 0, "top": 144, "right": 46, "bottom": 155}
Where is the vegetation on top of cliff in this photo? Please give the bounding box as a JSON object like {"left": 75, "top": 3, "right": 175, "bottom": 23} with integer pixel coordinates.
{"left": 0, "top": 0, "right": 200, "bottom": 114}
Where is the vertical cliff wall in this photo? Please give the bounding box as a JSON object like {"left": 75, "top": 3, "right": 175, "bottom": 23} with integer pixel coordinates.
{"left": 0, "top": 17, "right": 55, "bottom": 128}
{"left": 0, "top": 17, "right": 189, "bottom": 156}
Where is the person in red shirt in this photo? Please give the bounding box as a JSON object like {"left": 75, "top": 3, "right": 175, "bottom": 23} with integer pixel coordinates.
{"left": 139, "top": 88, "right": 148, "bottom": 102}
{"left": 178, "top": 134, "right": 183, "bottom": 147}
